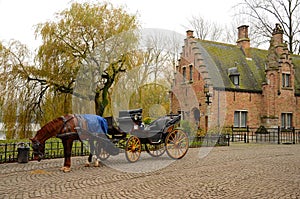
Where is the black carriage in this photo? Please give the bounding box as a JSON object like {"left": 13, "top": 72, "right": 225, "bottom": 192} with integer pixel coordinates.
{"left": 99, "top": 109, "right": 189, "bottom": 163}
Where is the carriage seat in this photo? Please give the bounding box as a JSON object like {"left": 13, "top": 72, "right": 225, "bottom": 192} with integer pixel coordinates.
{"left": 119, "top": 108, "right": 142, "bottom": 116}
{"left": 144, "top": 116, "right": 172, "bottom": 134}
{"left": 144, "top": 114, "right": 181, "bottom": 134}
{"left": 118, "top": 108, "right": 143, "bottom": 132}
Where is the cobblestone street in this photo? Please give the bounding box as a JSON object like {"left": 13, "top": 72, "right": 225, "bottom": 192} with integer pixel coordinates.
{"left": 0, "top": 143, "right": 299, "bottom": 199}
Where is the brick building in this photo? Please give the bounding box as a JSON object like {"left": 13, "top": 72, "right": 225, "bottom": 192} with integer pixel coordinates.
{"left": 170, "top": 24, "right": 300, "bottom": 132}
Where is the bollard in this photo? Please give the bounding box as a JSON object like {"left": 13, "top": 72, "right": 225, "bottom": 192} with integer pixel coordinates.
{"left": 17, "top": 142, "right": 30, "bottom": 163}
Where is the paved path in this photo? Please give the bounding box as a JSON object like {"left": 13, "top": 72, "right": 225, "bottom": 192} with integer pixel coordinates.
{"left": 0, "top": 143, "right": 299, "bottom": 199}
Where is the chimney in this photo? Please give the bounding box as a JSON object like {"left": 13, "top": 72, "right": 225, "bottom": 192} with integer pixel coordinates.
{"left": 236, "top": 25, "right": 250, "bottom": 57}
{"left": 269, "top": 23, "right": 285, "bottom": 58}
{"left": 272, "top": 23, "right": 284, "bottom": 46}
{"left": 186, "top": 30, "right": 194, "bottom": 38}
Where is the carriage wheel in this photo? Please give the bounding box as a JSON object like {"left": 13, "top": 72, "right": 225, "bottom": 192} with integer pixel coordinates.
{"left": 98, "top": 147, "right": 110, "bottom": 161}
{"left": 165, "top": 129, "right": 189, "bottom": 159}
{"left": 145, "top": 143, "right": 165, "bottom": 157}
{"left": 95, "top": 142, "right": 110, "bottom": 161}
{"left": 125, "top": 135, "right": 141, "bottom": 163}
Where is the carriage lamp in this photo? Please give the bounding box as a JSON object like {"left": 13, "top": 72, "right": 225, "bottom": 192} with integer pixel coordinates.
{"left": 204, "top": 84, "right": 212, "bottom": 105}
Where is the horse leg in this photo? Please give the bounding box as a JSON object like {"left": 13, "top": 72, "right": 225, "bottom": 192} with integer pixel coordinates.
{"left": 85, "top": 140, "right": 94, "bottom": 167}
{"left": 61, "top": 138, "right": 73, "bottom": 172}
{"left": 85, "top": 153, "right": 93, "bottom": 167}
{"left": 88, "top": 139, "right": 101, "bottom": 167}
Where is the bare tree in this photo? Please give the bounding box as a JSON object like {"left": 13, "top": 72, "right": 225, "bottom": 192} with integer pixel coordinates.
{"left": 184, "top": 15, "right": 224, "bottom": 41}
{"left": 235, "top": 0, "right": 300, "bottom": 54}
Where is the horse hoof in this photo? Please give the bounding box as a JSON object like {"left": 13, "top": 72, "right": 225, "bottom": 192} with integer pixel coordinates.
{"left": 63, "top": 167, "right": 71, "bottom": 172}
{"left": 94, "top": 161, "right": 99, "bottom": 167}
{"left": 85, "top": 162, "right": 90, "bottom": 167}
{"left": 60, "top": 166, "right": 67, "bottom": 171}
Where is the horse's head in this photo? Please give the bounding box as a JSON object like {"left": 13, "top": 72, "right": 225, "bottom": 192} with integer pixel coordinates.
{"left": 30, "top": 137, "right": 45, "bottom": 162}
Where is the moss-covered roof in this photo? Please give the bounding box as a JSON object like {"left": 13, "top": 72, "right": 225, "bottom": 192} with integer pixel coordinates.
{"left": 195, "top": 39, "right": 300, "bottom": 95}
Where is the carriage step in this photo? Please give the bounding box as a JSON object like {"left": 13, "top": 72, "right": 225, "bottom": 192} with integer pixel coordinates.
{"left": 149, "top": 140, "right": 161, "bottom": 144}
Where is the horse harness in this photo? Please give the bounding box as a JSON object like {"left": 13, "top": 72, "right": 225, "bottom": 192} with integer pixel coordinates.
{"left": 56, "top": 115, "right": 80, "bottom": 138}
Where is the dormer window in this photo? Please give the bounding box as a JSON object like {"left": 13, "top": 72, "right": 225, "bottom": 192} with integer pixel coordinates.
{"left": 228, "top": 67, "right": 240, "bottom": 86}
{"left": 282, "top": 73, "right": 291, "bottom": 87}
{"left": 230, "top": 75, "right": 240, "bottom": 85}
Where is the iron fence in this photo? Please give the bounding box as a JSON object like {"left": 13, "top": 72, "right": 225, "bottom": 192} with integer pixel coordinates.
{"left": 0, "top": 140, "right": 90, "bottom": 164}
{"left": 231, "top": 126, "right": 300, "bottom": 144}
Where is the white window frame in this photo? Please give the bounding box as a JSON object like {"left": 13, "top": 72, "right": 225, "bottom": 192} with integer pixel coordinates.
{"left": 282, "top": 73, "right": 291, "bottom": 88}
{"left": 281, "top": 112, "right": 292, "bottom": 129}
{"left": 234, "top": 110, "right": 248, "bottom": 127}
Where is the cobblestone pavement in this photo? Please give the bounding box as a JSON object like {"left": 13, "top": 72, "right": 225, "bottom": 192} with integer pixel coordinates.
{"left": 0, "top": 143, "right": 300, "bottom": 199}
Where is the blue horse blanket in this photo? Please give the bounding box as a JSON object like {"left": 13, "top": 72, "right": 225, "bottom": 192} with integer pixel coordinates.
{"left": 81, "top": 114, "right": 108, "bottom": 135}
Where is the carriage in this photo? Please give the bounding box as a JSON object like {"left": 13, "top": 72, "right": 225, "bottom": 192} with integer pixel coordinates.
{"left": 98, "top": 108, "right": 189, "bottom": 163}
{"left": 30, "top": 109, "right": 189, "bottom": 172}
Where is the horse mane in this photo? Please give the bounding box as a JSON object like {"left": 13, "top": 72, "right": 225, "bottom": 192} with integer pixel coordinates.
{"left": 34, "top": 116, "right": 65, "bottom": 142}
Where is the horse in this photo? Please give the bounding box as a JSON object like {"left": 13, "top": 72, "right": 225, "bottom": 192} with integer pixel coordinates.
{"left": 30, "top": 114, "right": 116, "bottom": 172}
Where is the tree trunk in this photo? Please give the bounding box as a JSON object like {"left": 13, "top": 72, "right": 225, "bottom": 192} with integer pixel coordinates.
{"left": 94, "top": 86, "right": 109, "bottom": 116}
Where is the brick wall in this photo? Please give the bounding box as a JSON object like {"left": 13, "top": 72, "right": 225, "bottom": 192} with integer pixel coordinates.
{"left": 171, "top": 26, "right": 300, "bottom": 132}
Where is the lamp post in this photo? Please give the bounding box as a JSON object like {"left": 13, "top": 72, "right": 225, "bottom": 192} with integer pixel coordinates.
{"left": 204, "top": 84, "right": 212, "bottom": 105}
{"left": 203, "top": 83, "right": 212, "bottom": 133}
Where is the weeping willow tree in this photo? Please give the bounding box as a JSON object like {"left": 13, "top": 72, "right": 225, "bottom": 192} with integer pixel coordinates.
{"left": 0, "top": 2, "right": 139, "bottom": 139}
{"left": 129, "top": 83, "right": 170, "bottom": 119}
{"left": 33, "top": 2, "right": 139, "bottom": 116}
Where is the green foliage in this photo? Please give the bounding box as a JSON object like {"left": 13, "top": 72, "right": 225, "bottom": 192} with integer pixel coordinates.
{"left": 143, "top": 117, "right": 152, "bottom": 125}
{"left": 0, "top": 2, "right": 140, "bottom": 139}
{"left": 180, "top": 120, "right": 198, "bottom": 137}
{"left": 129, "top": 83, "right": 170, "bottom": 119}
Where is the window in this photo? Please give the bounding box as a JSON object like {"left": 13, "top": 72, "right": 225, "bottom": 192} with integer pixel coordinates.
{"left": 182, "top": 67, "right": 186, "bottom": 82}
{"left": 281, "top": 113, "right": 292, "bottom": 128}
{"left": 189, "top": 65, "right": 193, "bottom": 81}
{"left": 282, "top": 73, "right": 291, "bottom": 87}
{"left": 228, "top": 67, "right": 240, "bottom": 86}
{"left": 230, "top": 75, "right": 240, "bottom": 86}
{"left": 234, "top": 111, "right": 247, "bottom": 127}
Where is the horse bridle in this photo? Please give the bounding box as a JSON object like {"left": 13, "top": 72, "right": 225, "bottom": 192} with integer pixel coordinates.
{"left": 32, "top": 140, "right": 44, "bottom": 162}
{"left": 32, "top": 115, "right": 75, "bottom": 161}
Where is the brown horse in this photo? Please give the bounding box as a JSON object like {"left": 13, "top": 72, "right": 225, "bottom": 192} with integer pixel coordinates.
{"left": 30, "top": 114, "right": 113, "bottom": 172}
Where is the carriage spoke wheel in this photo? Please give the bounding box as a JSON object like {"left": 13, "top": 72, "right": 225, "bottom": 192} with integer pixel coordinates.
{"left": 165, "top": 129, "right": 189, "bottom": 159}
{"left": 125, "top": 136, "right": 141, "bottom": 163}
{"left": 98, "top": 147, "right": 110, "bottom": 161}
{"left": 95, "top": 141, "right": 110, "bottom": 161}
{"left": 145, "top": 143, "right": 165, "bottom": 157}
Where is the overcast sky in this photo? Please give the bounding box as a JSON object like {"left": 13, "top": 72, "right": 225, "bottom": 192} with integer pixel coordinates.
{"left": 0, "top": 0, "right": 242, "bottom": 50}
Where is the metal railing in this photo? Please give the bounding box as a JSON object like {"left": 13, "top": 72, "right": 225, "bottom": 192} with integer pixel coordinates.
{"left": 0, "top": 140, "right": 90, "bottom": 164}
{"left": 231, "top": 126, "right": 300, "bottom": 144}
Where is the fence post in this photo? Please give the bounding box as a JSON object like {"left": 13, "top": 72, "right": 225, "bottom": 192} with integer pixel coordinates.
{"left": 4, "top": 143, "right": 7, "bottom": 162}
{"left": 12, "top": 143, "right": 16, "bottom": 161}
{"left": 293, "top": 127, "right": 295, "bottom": 144}
{"left": 277, "top": 126, "right": 280, "bottom": 144}
{"left": 231, "top": 126, "right": 234, "bottom": 142}
{"left": 81, "top": 142, "right": 84, "bottom": 156}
